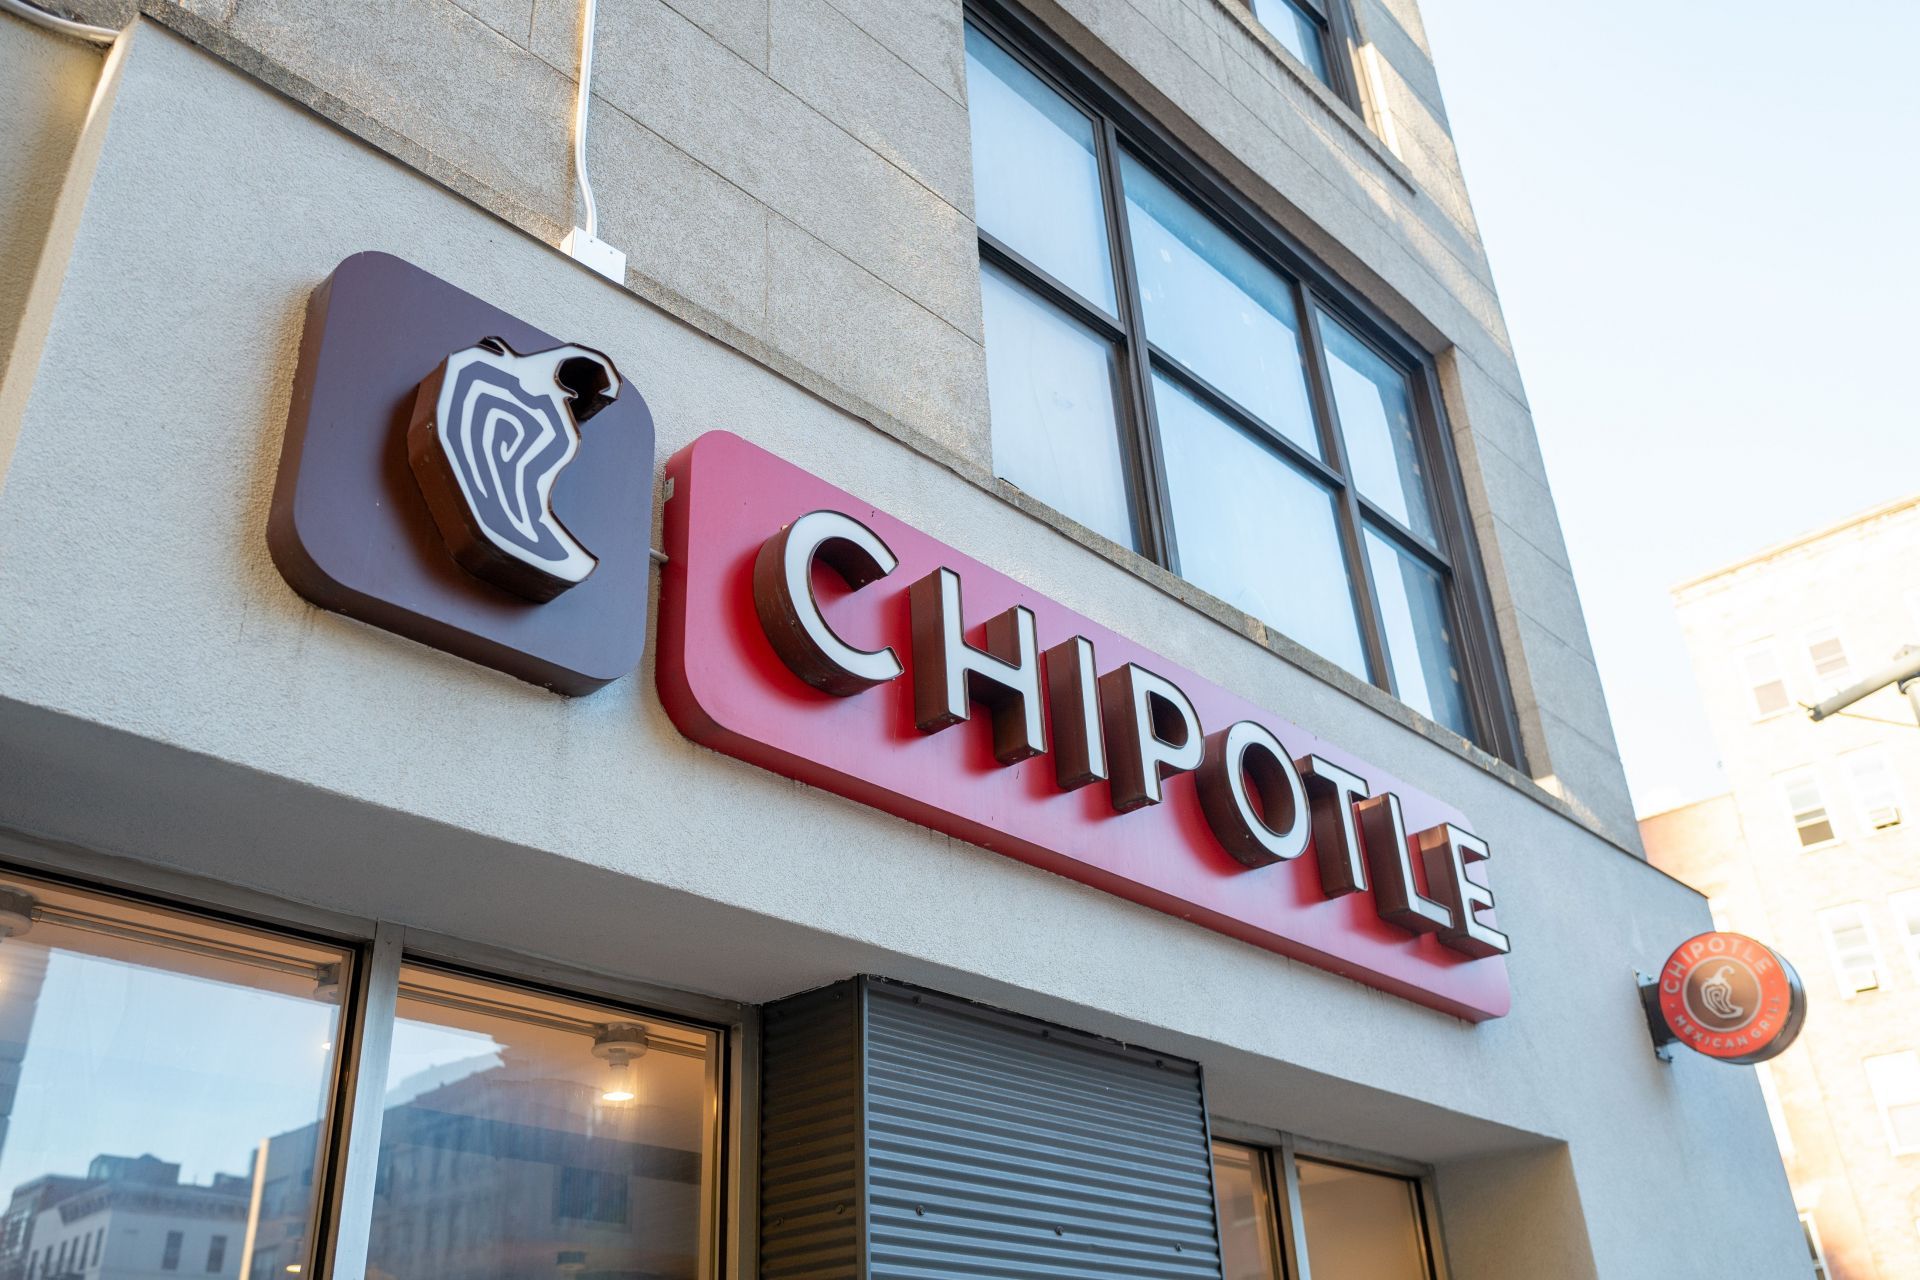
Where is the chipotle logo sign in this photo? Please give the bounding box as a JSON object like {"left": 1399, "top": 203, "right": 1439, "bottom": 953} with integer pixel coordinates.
{"left": 658, "top": 433, "right": 1512, "bottom": 1021}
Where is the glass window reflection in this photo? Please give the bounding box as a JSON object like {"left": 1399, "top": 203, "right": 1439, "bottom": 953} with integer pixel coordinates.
{"left": 1365, "top": 529, "right": 1474, "bottom": 740}
{"left": 1122, "top": 157, "right": 1321, "bottom": 457}
{"left": 1156, "top": 376, "right": 1368, "bottom": 677}
{"left": 1321, "top": 315, "right": 1435, "bottom": 542}
{"left": 0, "top": 873, "right": 347, "bottom": 1280}
{"left": 365, "top": 965, "right": 720, "bottom": 1280}
{"left": 1211, "top": 1142, "right": 1283, "bottom": 1280}
{"left": 982, "top": 264, "right": 1135, "bottom": 550}
{"left": 1251, "top": 0, "right": 1334, "bottom": 88}
{"left": 1297, "top": 1159, "right": 1434, "bottom": 1280}
{"left": 964, "top": 27, "right": 1117, "bottom": 312}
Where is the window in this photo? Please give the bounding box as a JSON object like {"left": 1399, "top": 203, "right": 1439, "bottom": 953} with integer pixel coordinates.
{"left": 1212, "top": 1143, "right": 1284, "bottom": 1280}
{"left": 1779, "top": 768, "right": 1837, "bottom": 847}
{"left": 1801, "top": 1212, "right": 1828, "bottom": 1279}
{"left": 366, "top": 965, "right": 719, "bottom": 1280}
{"left": 1743, "top": 642, "right": 1791, "bottom": 718}
{"left": 1212, "top": 1140, "right": 1440, "bottom": 1280}
{"left": 0, "top": 871, "right": 347, "bottom": 1280}
{"left": 0, "top": 869, "right": 726, "bottom": 1280}
{"left": 966, "top": 16, "right": 1512, "bottom": 755}
{"left": 1846, "top": 747, "right": 1903, "bottom": 830}
{"left": 1805, "top": 625, "right": 1852, "bottom": 691}
{"left": 1864, "top": 1052, "right": 1920, "bottom": 1155}
{"left": 1893, "top": 890, "right": 1920, "bottom": 980}
{"left": 1819, "top": 904, "right": 1882, "bottom": 995}
{"left": 1245, "top": 0, "right": 1353, "bottom": 102}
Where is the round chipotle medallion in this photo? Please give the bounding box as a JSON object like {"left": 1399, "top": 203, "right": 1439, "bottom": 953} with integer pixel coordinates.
{"left": 1656, "top": 932, "right": 1806, "bottom": 1064}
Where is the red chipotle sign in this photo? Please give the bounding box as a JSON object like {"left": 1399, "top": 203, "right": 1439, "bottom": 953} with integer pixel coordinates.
{"left": 1647, "top": 932, "right": 1807, "bottom": 1063}
{"left": 657, "top": 433, "right": 1512, "bottom": 1021}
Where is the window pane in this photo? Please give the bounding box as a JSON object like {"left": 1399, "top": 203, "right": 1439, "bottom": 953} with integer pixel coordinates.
{"left": 1865, "top": 1052, "right": 1920, "bottom": 1155}
{"left": 981, "top": 264, "right": 1135, "bottom": 549}
{"left": 1846, "top": 749, "right": 1902, "bottom": 829}
{"left": 1891, "top": 890, "right": 1920, "bottom": 979}
{"left": 1742, "top": 644, "right": 1790, "bottom": 718}
{"left": 964, "top": 26, "right": 1116, "bottom": 312}
{"left": 1780, "top": 769, "right": 1835, "bottom": 847}
{"left": 1820, "top": 905, "right": 1880, "bottom": 994}
{"left": 1121, "top": 156, "right": 1320, "bottom": 456}
{"left": 0, "top": 873, "right": 347, "bottom": 1280}
{"left": 1321, "top": 314, "right": 1435, "bottom": 542}
{"left": 1156, "top": 375, "right": 1368, "bottom": 676}
{"left": 366, "top": 965, "right": 720, "bottom": 1280}
{"left": 1365, "top": 526, "right": 1474, "bottom": 739}
{"left": 1806, "top": 626, "right": 1851, "bottom": 686}
{"left": 1211, "top": 1143, "right": 1282, "bottom": 1280}
{"left": 1296, "top": 1159, "right": 1432, "bottom": 1280}
{"left": 1251, "top": 0, "right": 1334, "bottom": 87}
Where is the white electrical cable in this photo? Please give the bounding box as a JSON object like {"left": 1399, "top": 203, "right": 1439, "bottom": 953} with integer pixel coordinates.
{"left": 0, "top": 0, "right": 120, "bottom": 44}
{"left": 571, "top": 0, "right": 599, "bottom": 241}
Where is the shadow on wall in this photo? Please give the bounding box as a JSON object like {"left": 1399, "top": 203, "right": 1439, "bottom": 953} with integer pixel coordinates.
{"left": 1435, "top": 1143, "right": 1599, "bottom": 1280}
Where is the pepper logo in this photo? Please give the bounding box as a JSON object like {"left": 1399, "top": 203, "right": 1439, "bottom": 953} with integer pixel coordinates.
{"left": 1647, "top": 931, "right": 1806, "bottom": 1064}
{"left": 407, "top": 338, "right": 621, "bottom": 603}
{"left": 268, "top": 253, "right": 656, "bottom": 695}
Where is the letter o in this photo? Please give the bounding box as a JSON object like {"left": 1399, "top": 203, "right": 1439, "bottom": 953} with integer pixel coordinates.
{"left": 1197, "top": 720, "right": 1310, "bottom": 868}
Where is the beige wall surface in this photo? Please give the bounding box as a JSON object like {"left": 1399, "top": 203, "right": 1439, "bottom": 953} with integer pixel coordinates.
{"left": 1652, "top": 498, "right": 1920, "bottom": 1280}
{"left": 0, "top": 14, "right": 103, "bottom": 389}
{"left": 0, "top": 26, "right": 1805, "bottom": 1277}
{"left": 31, "top": 0, "right": 1637, "bottom": 847}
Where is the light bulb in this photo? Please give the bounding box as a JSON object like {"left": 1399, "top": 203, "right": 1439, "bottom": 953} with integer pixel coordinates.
{"left": 601, "top": 1054, "right": 636, "bottom": 1103}
{"left": 592, "top": 1024, "right": 648, "bottom": 1106}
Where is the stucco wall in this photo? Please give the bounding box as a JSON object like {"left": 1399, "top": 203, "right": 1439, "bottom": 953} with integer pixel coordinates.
{"left": 0, "top": 27, "right": 1801, "bottom": 1277}
{"left": 33, "top": 0, "right": 1638, "bottom": 846}
{"left": 0, "top": 15, "right": 105, "bottom": 397}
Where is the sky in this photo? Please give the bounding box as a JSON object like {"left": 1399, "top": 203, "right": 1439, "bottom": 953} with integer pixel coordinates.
{"left": 1414, "top": 0, "right": 1920, "bottom": 815}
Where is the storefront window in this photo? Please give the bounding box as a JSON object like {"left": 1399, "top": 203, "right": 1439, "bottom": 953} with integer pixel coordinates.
{"left": 1211, "top": 1143, "right": 1284, "bottom": 1280}
{"left": 1212, "top": 1140, "right": 1441, "bottom": 1280}
{"left": 366, "top": 965, "right": 721, "bottom": 1280}
{"left": 0, "top": 872, "right": 350, "bottom": 1280}
{"left": 0, "top": 872, "right": 725, "bottom": 1280}
{"left": 1295, "top": 1158, "right": 1434, "bottom": 1280}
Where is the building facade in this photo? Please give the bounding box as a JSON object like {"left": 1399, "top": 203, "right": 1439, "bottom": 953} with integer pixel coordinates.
{"left": 0, "top": 0, "right": 1806, "bottom": 1276}
{"left": 1643, "top": 495, "right": 1920, "bottom": 1280}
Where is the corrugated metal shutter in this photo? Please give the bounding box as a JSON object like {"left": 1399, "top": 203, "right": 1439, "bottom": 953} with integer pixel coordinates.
{"left": 761, "top": 983, "right": 865, "bottom": 1280}
{"left": 760, "top": 978, "right": 1225, "bottom": 1280}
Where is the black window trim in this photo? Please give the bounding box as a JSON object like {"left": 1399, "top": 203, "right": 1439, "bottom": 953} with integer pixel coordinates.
{"left": 968, "top": 0, "right": 1526, "bottom": 767}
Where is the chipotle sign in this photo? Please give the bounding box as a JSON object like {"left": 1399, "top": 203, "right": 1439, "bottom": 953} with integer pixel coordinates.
{"left": 657, "top": 432, "right": 1512, "bottom": 1021}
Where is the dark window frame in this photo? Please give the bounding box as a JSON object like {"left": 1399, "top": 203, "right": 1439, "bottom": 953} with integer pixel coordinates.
{"left": 1244, "top": 0, "right": 1367, "bottom": 111}
{"left": 968, "top": 0, "right": 1524, "bottom": 765}
{"left": 1209, "top": 1129, "right": 1453, "bottom": 1280}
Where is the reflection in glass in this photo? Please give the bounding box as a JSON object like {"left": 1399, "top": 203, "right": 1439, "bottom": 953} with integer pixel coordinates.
{"left": 365, "top": 965, "right": 720, "bottom": 1280}
{"left": 1211, "top": 1142, "right": 1283, "bottom": 1280}
{"left": 1365, "top": 528, "right": 1474, "bottom": 740}
{"left": 982, "top": 264, "right": 1135, "bottom": 549}
{"left": 1251, "top": 0, "right": 1333, "bottom": 87}
{"left": 1321, "top": 315, "right": 1435, "bottom": 542}
{"left": 964, "top": 25, "right": 1117, "bottom": 312}
{"left": 0, "top": 873, "right": 346, "bottom": 1280}
{"left": 1122, "top": 157, "right": 1320, "bottom": 456}
{"left": 1297, "top": 1159, "right": 1434, "bottom": 1280}
{"left": 1157, "top": 376, "right": 1368, "bottom": 677}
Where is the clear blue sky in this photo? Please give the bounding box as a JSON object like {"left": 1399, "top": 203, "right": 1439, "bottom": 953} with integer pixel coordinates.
{"left": 1418, "top": 0, "right": 1920, "bottom": 814}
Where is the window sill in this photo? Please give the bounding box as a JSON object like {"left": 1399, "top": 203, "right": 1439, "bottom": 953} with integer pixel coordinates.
{"left": 1205, "top": 0, "right": 1418, "bottom": 196}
